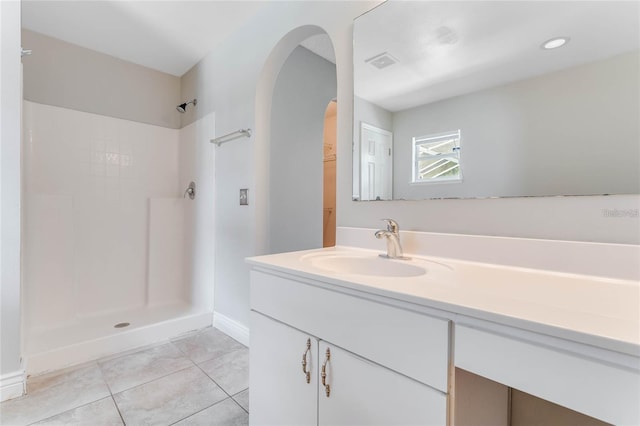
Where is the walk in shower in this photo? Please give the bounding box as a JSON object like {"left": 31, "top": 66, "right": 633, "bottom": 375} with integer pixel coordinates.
{"left": 22, "top": 101, "right": 215, "bottom": 375}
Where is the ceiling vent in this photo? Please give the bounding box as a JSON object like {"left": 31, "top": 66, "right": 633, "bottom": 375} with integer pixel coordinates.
{"left": 365, "top": 52, "right": 398, "bottom": 69}
{"left": 435, "top": 26, "right": 459, "bottom": 45}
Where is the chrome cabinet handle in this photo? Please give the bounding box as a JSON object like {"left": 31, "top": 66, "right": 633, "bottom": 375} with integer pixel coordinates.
{"left": 321, "top": 347, "right": 331, "bottom": 397}
{"left": 301, "top": 338, "right": 311, "bottom": 384}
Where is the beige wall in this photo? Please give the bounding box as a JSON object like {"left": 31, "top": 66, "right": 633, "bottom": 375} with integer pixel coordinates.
{"left": 455, "top": 369, "right": 610, "bottom": 426}
{"left": 511, "top": 389, "right": 609, "bottom": 426}
{"left": 22, "top": 30, "right": 181, "bottom": 129}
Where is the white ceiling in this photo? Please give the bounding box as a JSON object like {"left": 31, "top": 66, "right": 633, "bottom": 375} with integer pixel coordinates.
{"left": 21, "top": 1, "right": 270, "bottom": 77}
{"left": 354, "top": 1, "right": 640, "bottom": 112}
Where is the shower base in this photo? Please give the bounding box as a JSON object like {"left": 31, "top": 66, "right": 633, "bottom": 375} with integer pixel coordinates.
{"left": 25, "top": 302, "right": 212, "bottom": 376}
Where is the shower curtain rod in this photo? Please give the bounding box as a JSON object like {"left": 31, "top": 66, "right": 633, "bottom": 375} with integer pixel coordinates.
{"left": 210, "top": 128, "right": 252, "bottom": 146}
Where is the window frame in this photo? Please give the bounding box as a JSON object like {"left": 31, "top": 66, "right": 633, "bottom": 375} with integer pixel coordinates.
{"left": 411, "top": 129, "right": 462, "bottom": 185}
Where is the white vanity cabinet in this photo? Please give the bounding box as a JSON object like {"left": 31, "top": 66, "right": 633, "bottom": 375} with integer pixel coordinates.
{"left": 248, "top": 246, "right": 640, "bottom": 426}
{"left": 249, "top": 270, "right": 450, "bottom": 426}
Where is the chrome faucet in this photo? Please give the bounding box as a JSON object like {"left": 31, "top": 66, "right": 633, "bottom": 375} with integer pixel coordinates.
{"left": 375, "top": 219, "right": 409, "bottom": 260}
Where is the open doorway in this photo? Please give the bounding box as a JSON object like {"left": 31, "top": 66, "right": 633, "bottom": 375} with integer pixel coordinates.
{"left": 323, "top": 100, "right": 337, "bottom": 247}
{"left": 267, "top": 36, "right": 337, "bottom": 254}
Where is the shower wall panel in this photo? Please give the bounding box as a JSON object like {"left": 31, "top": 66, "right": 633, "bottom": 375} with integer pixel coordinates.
{"left": 24, "top": 195, "right": 75, "bottom": 326}
{"left": 73, "top": 196, "right": 148, "bottom": 316}
{"left": 149, "top": 198, "right": 187, "bottom": 305}
{"left": 178, "top": 114, "right": 215, "bottom": 312}
{"left": 23, "top": 101, "right": 184, "bottom": 329}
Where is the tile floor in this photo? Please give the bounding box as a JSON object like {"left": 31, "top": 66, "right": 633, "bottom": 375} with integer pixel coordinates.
{"left": 0, "top": 327, "right": 249, "bottom": 426}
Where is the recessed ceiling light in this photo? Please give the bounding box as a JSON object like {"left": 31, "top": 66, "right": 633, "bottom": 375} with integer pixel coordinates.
{"left": 542, "top": 37, "right": 570, "bottom": 50}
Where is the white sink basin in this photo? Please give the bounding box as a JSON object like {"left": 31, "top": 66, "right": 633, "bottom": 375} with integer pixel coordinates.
{"left": 302, "top": 252, "right": 449, "bottom": 278}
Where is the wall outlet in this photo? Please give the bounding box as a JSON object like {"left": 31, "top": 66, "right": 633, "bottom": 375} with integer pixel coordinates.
{"left": 240, "top": 189, "right": 248, "bottom": 205}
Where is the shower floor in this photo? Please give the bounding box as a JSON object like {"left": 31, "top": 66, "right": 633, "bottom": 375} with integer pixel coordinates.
{"left": 25, "top": 302, "right": 212, "bottom": 375}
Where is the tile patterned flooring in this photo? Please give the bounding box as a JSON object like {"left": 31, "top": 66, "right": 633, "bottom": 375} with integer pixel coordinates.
{"left": 0, "top": 328, "right": 249, "bottom": 426}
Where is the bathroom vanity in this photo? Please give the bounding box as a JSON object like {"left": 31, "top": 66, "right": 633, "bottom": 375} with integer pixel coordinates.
{"left": 247, "top": 245, "right": 639, "bottom": 425}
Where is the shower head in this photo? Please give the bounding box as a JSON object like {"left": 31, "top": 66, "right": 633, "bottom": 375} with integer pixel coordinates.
{"left": 176, "top": 99, "right": 197, "bottom": 113}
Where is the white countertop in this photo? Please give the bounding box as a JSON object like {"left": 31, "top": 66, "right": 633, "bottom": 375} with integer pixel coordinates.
{"left": 247, "top": 246, "right": 640, "bottom": 357}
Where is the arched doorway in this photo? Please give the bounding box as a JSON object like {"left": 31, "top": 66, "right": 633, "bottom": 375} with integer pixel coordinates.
{"left": 254, "top": 27, "right": 337, "bottom": 255}
{"left": 322, "top": 100, "right": 337, "bottom": 247}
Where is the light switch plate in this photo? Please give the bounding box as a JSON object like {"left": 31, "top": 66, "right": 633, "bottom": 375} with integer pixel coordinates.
{"left": 240, "top": 188, "right": 248, "bottom": 205}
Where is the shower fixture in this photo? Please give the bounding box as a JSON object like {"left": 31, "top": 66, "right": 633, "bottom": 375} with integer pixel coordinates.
{"left": 176, "top": 99, "right": 197, "bottom": 113}
{"left": 184, "top": 181, "right": 196, "bottom": 200}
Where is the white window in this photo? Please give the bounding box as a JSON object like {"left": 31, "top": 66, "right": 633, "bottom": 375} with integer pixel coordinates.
{"left": 412, "top": 130, "right": 462, "bottom": 184}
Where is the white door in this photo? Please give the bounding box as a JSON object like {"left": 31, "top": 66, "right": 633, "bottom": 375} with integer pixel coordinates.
{"left": 360, "top": 123, "right": 393, "bottom": 201}
{"left": 250, "top": 312, "right": 318, "bottom": 426}
{"left": 318, "top": 342, "right": 447, "bottom": 426}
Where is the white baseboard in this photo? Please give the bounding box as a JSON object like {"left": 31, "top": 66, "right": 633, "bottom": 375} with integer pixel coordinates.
{"left": 0, "top": 370, "right": 25, "bottom": 402}
{"left": 214, "top": 311, "right": 250, "bottom": 347}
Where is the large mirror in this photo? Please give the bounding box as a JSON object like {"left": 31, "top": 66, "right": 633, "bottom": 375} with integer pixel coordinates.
{"left": 353, "top": 1, "right": 639, "bottom": 201}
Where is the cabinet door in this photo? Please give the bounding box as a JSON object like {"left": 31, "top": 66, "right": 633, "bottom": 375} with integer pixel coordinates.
{"left": 250, "top": 311, "right": 318, "bottom": 426}
{"left": 318, "top": 343, "right": 447, "bottom": 426}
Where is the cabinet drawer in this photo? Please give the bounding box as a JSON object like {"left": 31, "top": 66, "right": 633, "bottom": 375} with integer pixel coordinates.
{"left": 251, "top": 270, "right": 450, "bottom": 392}
{"left": 455, "top": 325, "right": 640, "bottom": 426}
